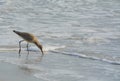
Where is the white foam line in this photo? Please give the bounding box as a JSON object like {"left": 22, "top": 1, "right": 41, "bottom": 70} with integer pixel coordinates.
{"left": 0, "top": 44, "right": 66, "bottom": 53}
{"left": 51, "top": 51, "right": 120, "bottom": 65}
{"left": 24, "top": 45, "right": 66, "bottom": 52}
{"left": 43, "top": 45, "right": 66, "bottom": 52}
{"left": 0, "top": 48, "right": 19, "bottom": 51}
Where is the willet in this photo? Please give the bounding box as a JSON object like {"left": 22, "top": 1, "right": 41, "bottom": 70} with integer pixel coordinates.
{"left": 13, "top": 30, "right": 44, "bottom": 57}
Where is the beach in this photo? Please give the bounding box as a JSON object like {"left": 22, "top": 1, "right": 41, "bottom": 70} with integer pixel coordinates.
{"left": 0, "top": 0, "right": 120, "bottom": 81}
{"left": 0, "top": 62, "right": 40, "bottom": 81}
{"left": 0, "top": 49, "right": 120, "bottom": 81}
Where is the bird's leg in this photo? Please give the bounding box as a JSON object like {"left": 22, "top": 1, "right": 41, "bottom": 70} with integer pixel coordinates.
{"left": 19, "top": 40, "right": 24, "bottom": 57}
{"left": 41, "top": 52, "right": 44, "bottom": 59}
{"left": 26, "top": 43, "right": 29, "bottom": 57}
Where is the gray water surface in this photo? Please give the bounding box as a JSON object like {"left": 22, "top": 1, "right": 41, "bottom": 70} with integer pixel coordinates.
{"left": 0, "top": 0, "right": 120, "bottom": 81}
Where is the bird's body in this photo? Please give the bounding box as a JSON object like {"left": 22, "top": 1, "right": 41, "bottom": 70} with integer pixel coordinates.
{"left": 14, "top": 30, "right": 38, "bottom": 43}
{"left": 13, "top": 30, "right": 44, "bottom": 57}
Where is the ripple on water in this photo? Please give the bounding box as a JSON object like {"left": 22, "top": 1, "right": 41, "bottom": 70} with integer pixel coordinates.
{"left": 0, "top": 0, "right": 11, "bottom": 6}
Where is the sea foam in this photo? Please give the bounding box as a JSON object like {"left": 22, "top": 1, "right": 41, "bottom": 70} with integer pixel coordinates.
{"left": 51, "top": 51, "right": 120, "bottom": 65}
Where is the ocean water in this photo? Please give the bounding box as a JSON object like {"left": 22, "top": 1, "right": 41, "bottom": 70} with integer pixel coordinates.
{"left": 0, "top": 0, "right": 120, "bottom": 81}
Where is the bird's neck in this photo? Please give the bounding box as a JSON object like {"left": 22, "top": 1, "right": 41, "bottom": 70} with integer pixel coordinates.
{"left": 34, "top": 41, "right": 44, "bottom": 54}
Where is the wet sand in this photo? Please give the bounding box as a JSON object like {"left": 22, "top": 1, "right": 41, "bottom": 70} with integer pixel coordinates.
{"left": 0, "top": 62, "right": 41, "bottom": 81}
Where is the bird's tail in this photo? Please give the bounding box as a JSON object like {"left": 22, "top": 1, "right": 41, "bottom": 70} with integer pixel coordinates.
{"left": 34, "top": 41, "right": 44, "bottom": 55}
{"left": 13, "top": 30, "right": 22, "bottom": 36}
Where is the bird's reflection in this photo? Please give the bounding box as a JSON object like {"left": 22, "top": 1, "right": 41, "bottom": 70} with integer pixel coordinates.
{"left": 24, "top": 55, "right": 43, "bottom": 64}
{"left": 18, "top": 56, "right": 43, "bottom": 74}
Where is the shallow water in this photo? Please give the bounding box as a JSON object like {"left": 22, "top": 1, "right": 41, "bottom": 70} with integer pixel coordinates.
{"left": 0, "top": 0, "right": 120, "bottom": 81}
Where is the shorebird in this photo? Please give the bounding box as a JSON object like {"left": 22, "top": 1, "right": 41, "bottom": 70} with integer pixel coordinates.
{"left": 13, "top": 30, "right": 44, "bottom": 57}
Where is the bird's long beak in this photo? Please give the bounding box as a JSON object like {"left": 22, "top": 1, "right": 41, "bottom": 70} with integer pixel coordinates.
{"left": 34, "top": 41, "right": 44, "bottom": 55}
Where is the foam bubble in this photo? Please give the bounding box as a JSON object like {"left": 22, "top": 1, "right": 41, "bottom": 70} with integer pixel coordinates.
{"left": 84, "top": 36, "right": 110, "bottom": 44}
{"left": 44, "top": 33, "right": 72, "bottom": 39}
